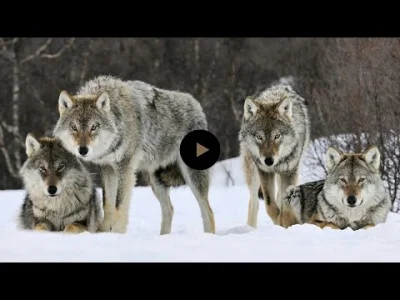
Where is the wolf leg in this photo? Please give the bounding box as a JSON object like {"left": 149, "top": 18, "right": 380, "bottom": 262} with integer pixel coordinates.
{"left": 244, "top": 155, "right": 260, "bottom": 228}
{"left": 112, "top": 158, "right": 137, "bottom": 233}
{"left": 278, "top": 185, "right": 302, "bottom": 228}
{"left": 99, "top": 164, "right": 118, "bottom": 232}
{"left": 149, "top": 174, "right": 174, "bottom": 235}
{"left": 180, "top": 163, "right": 215, "bottom": 234}
{"left": 64, "top": 223, "right": 87, "bottom": 234}
{"left": 258, "top": 170, "right": 280, "bottom": 224}
{"left": 277, "top": 170, "right": 299, "bottom": 211}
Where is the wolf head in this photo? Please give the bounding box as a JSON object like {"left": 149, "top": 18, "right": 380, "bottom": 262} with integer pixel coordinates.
{"left": 19, "top": 134, "right": 86, "bottom": 199}
{"left": 240, "top": 87, "right": 297, "bottom": 169}
{"left": 53, "top": 90, "right": 117, "bottom": 160}
{"left": 324, "top": 146, "right": 383, "bottom": 208}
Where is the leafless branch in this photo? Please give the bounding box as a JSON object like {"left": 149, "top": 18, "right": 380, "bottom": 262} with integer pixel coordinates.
{"left": 0, "top": 37, "right": 18, "bottom": 50}
{"left": 1, "top": 122, "right": 25, "bottom": 148}
{"left": 228, "top": 62, "right": 242, "bottom": 123}
{"left": 41, "top": 37, "right": 75, "bottom": 59}
{"left": 20, "top": 38, "right": 53, "bottom": 64}
{"left": 0, "top": 49, "right": 14, "bottom": 62}
{"left": 79, "top": 39, "right": 92, "bottom": 86}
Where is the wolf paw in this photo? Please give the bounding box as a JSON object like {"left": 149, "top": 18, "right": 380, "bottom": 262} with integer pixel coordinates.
{"left": 99, "top": 221, "right": 113, "bottom": 232}
{"left": 64, "top": 224, "right": 86, "bottom": 234}
{"left": 33, "top": 223, "right": 51, "bottom": 231}
{"left": 99, "top": 214, "right": 114, "bottom": 232}
{"left": 111, "top": 222, "right": 128, "bottom": 233}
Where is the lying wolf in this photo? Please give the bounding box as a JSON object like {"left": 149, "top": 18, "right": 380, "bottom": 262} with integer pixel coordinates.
{"left": 18, "top": 134, "right": 103, "bottom": 233}
{"left": 279, "top": 146, "right": 392, "bottom": 230}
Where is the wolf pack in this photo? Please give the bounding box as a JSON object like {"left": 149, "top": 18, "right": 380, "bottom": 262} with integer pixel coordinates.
{"left": 17, "top": 75, "right": 392, "bottom": 235}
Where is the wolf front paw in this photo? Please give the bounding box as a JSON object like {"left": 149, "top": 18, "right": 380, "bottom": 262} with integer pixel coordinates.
{"left": 64, "top": 223, "right": 86, "bottom": 234}
{"left": 99, "top": 218, "right": 113, "bottom": 232}
{"left": 322, "top": 222, "right": 341, "bottom": 230}
{"left": 33, "top": 223, "right": 51, "bottom": 231}
{"left": 247, "top": 220, "right": 257, "bottom": 229}
{"left": 110, "top": 224, "right": 127, "bottom": 233}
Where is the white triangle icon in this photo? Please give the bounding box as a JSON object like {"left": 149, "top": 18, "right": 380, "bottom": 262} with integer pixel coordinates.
{"left": 196, "top": 143, "right": 209, "bottom": 157}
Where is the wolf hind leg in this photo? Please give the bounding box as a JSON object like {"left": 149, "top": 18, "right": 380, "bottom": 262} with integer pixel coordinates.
{"left": 149, "top": 173, "right": 174, "bottom": 235}
{"left": 179, "top": 162, "right": 215, "bottom": 234}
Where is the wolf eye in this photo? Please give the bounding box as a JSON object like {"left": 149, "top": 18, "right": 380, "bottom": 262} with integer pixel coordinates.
{"left": 275, "top": 134, "right": 281, "bottom": 139}
{"left": 58, "top": 164, "right": 65, "bottom": 172}
{"left": 71, "top": 125, "right": 77, "bottom": 131}
{"left": 339, "top": 177, "right": 346, "bottom": 183}
{"left": 359, "top": 177, "right": 365, "bottom": 183}
{"left": 39, "top": 166, "right": 46, "bottom": 173}
{"left": 255, "top": 134, "right": 262, "bottom": 140}
{"left": 91, "top": 125, "right": 98, "bottom": 131}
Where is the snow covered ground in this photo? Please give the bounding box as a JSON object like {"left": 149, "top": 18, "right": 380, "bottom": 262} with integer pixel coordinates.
{"left": 1, "top": 140, "right": 400, "bottom": 262}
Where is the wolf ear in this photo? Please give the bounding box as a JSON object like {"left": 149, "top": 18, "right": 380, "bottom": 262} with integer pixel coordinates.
{"left": 244, "top": 97, "right": 259, "bottom": 121}
{"left": 58, "top": 90, "right": 74, "bottom": 116}
{"left": 277, "top": 97, "right": 292, "bottom": 120}
{"left": 95, "top": 91, "right": 110, "bottom": 112}
{"left": 326, "top": 146, "right": 343, "bottom": 172}
{"left": 362, "top": 146, "right": 380, "bottom": 170}
{"left": 25, "top": 133, "right": 41, "bottom": 157}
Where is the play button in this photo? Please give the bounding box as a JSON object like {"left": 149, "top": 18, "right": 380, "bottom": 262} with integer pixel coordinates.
{"left": 180, "top": 130, "right": 220, "bottom": 170}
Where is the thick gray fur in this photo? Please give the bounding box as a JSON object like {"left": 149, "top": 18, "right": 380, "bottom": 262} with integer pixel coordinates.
{"left": 281, "top": 147, "right": 392, "bottom": 230}
{"left": 239, "top": 83, "right": 310, "bottom": 227}
{"left": 19, "top": 135, "right": 103, "bottom": 233}
{"left": 53, "top": 75, "right": 215, "bottom": 234}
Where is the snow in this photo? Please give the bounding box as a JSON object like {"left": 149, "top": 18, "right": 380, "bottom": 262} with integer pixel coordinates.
{"left": 1, "top": 138, "right": 400, "bottom": 262}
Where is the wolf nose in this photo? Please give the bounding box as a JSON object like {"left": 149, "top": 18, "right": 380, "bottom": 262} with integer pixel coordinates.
{"left": 264, "top": 157, "right": 274, "bottom": 166}
{"left": 48, "top": 185, "right": 57, "bottom": 195}
{"left": 347, "top": 195, "right": 357, "bottom": 206}
{"left": 79, "top": 146, "right": 88, "bottom": 156}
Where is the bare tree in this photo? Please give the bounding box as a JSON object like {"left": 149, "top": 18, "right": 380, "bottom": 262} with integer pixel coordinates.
{"left": 0, "top": 37, "right": 74, "bottom": 180}
{"left": 0, "top": 36, "right": 399, "bottom": 213}
{"left": 303, "top": 38, "right": 400, "bottom": 209}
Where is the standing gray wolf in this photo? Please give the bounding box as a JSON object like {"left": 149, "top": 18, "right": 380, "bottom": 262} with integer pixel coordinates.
{"left": 279, "top": 146, "right": 392, "bottom": 230}
{"left": 53, "top": 75, "right": 215, "bottom": 235}
{"left": 18, "top": 134, "right": 103, "bottom": 233}
{"left": 239, "top": 84, "right": 310, "bottom": 228}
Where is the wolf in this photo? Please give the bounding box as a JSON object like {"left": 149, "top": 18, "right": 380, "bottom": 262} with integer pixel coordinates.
{"left": 18, "top": 134, "right": 103, "bottom": 233}
{"left": 279, "top": 146, "right": 392, "bottom": 230}
{"left": 53, "top": 75, "right": 215, "bottom": 235}
{"left": 239, "top": 84, "right": 310, "bottom": 228}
